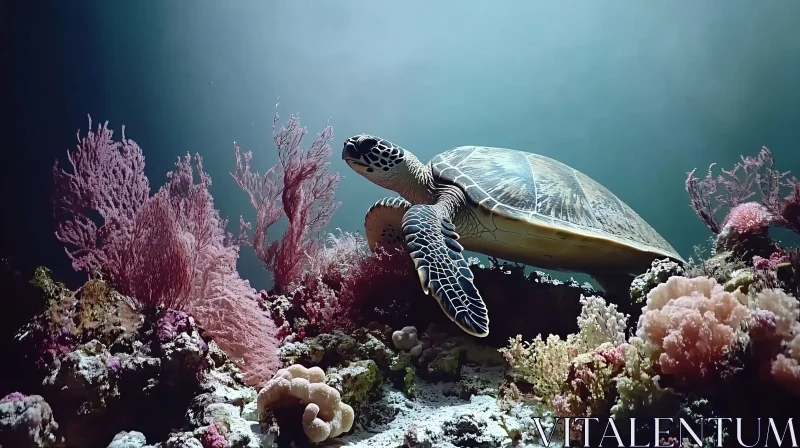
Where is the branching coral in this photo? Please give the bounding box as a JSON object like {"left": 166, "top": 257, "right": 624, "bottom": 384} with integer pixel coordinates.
{"left": 51, "top": 117, "right": 283, "bottom": 387}
{"left": 552, "top": 343, "right": 624, "bottom": 438}
{"left": 500, "top": 295, "right": 629, "bottom": 406}
{"left": 637, "top": 276, "right": 749, "bottom": 384}
{"left": 611, "top": 337, "right": 676, "bottom": 419}
{"left": 52, "top": 116, "right": 150, "bottom": 277}
{"left": 260, "top": 230, "right": 422, "bottom": 340}
{"left": 257, "top": 364, "right": 354, "bottom": 443}
{"left": 686, "top": 146, "right": 800, "bottom": 235}
{"left": 575, "top": 294, "right": 628, "bottom": 348}
{"left": 232, "top": 102, "right": 341, "bottom": 294}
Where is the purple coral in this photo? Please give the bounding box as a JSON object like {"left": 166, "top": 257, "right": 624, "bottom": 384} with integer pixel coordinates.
{"left": 106, "top": 356, "right": 122, "bottom": 375}
{"left": 201, "top": 423, "right": 227, "bottom": 448}
{"left": 155, "top": 309, "right": 191, "bottom": 343}
{"left": 0, "top": 392, "right": 26, "bottom": 404}
{"left": 37, "top": 326, "right": 76, "bottom": 369}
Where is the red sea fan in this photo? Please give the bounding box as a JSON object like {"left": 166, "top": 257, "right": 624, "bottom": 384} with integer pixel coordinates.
{"left": 189, "top": 247, "right": 282, "bottom": 388}
{"left": 337, "top": 246, "right": 435, "bottom": 331}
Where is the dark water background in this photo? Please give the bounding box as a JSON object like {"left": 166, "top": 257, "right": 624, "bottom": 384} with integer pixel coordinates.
{"left": 3, "top": 0, "right": 800, "bottom": 294}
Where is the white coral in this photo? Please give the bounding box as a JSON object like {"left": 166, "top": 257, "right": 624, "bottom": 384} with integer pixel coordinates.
{"left": 256, "top": 364, "right": 354, "bottom": 443}
{"left": 576, "top": 295, "right": 629, "bottom": 348}
{"left": 754, "top": 288, "right": 800, "bottom": 340}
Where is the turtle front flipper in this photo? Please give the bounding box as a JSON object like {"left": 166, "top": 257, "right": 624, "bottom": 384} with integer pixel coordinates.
{"left": 365, "top": 197, "right": 412, "bottom": 252}
{"left": 401, "top": 204, "right": 490, "bottom": 337}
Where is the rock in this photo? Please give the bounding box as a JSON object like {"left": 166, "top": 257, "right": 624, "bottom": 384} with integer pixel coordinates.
{"left": 43, "top": 340, "right": 115, "bottom": 403}
{"left": 326, "top": 360, "right": 383, "bottom": 410}
{"left": 0, "top": 393, "right": 62, "bottom": 448}
{"left": 392, "top": 326, "right": 423, "bottom": 356}
{"left": 201, "top": 403, "right": 265, "bottom": 448}
{"left": 441, "top": 413, "right": 504, "bottom": 448}
{"left": 107, "top": 431, "right": 149, "bottom": 448}
{"left": 426, "top": 348, "right": 463, "bottom": 379}
{"left": 403, "top": 423, "right": 439, "bottom": 448}
{"left": 724, "top": 268, "right": 755, "bottom": 294}
{"left": 630, "top": 258, "right": 686, "bottom": 302}
{"left": 389, "top": 353, "right": 418, "bottom": 398}
{"left": 447, "top": 376, "right": 498, "bottom": 400}
{"left": 156, "top": 431, "right": 204, "bottom": 448}
{"left": 159, "top": 324, "right": 208, "bottom": 384}
{"left": 277, "top": 329, "right": 397, "bottom": 373}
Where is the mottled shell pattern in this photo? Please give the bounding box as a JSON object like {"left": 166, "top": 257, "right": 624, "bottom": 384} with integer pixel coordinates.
{"left": 430, "top": 146, "right": 682, "bottom": 260}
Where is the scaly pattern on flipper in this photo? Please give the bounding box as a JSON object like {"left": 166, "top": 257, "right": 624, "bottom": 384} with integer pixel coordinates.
{"left": 402, "top": 204, "right": 489, "bottom": 337}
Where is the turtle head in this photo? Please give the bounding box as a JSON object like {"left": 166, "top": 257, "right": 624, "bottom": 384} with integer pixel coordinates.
{"left": 342, "top": 134, "right": 410, "bottom": 187}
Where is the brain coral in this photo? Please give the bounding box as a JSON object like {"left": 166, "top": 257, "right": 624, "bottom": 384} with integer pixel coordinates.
{"left": 256, "top": 364, "right": 354, "bottom": 443}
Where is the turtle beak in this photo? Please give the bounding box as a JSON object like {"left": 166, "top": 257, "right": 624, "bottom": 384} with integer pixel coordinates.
{"left": 342, "top": 141, "right": 358, "bottom": 161}
{"left": 342, "top": 140, "right": 370, "bottom": 168}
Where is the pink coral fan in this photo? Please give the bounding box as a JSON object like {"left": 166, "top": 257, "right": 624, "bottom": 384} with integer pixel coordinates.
{"left": 637, "top": 276, "right": 749, "bottom": 384}
{"left": 52, "top": 117, "right": 283, "bottom": 388}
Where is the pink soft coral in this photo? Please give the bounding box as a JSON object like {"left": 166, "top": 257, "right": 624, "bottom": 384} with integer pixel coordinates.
{"left": 637, "top": 276, "right": 749, "bottom": 384}
{"left": 721, "top": 202, "right": 773, "bottom": 235}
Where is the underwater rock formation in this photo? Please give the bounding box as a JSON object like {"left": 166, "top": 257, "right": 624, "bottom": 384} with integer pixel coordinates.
{"left": 0, "top": 393, "right": 63, "bottom": 448}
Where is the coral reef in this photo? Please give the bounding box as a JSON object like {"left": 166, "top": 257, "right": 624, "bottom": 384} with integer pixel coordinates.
{"left": 5, "top": 107, "right": 800, "bottom": 448}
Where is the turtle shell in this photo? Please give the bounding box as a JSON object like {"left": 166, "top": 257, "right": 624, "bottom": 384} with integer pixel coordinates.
{"left": 430, "top": 146, "right": 683, "bottom": 263}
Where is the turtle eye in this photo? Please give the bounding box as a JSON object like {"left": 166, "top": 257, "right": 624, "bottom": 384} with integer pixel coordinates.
{"left": 356, "top": 137, "right": 378, "bottom": 154}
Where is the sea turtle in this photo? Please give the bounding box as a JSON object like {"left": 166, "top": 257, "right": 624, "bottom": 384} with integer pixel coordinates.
{"left": 342, "top": 135, "right": 685, "bottom": 337}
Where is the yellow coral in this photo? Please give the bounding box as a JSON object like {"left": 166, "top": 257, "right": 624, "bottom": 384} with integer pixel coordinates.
{"left": 500, "top": 334, "right": 577, "bottom": 403}
{"left": 611, "top": 337, "right": 675, "bottom": 418}
{"left": 499, "top": 295, "right": 629, "bottom": 405}
{"left": 257, "top": 364, "right": 355, "bottom": 443}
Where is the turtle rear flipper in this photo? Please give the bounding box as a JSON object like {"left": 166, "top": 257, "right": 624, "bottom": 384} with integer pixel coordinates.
{"left": 402, "top": 204, "right": 490, "bottom": 337}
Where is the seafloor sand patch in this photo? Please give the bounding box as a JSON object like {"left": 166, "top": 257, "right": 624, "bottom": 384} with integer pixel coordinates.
{"left": 336, "top": 366, "right": 552, "bottom": 448}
